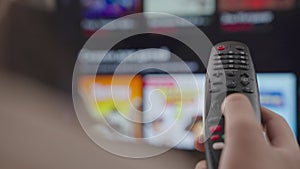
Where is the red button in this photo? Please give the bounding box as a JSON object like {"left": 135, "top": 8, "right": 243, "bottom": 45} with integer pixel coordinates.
{"left": 217, "top": 45, "right": 225, "bottom": 51}
{"left": 210, "top": 135, "right": 221, "bottom": 141}
{"left": 209, "top": 125, "right": 222, "bottom": 132}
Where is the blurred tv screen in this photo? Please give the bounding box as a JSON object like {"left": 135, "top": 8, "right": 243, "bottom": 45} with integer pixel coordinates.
{"left": 57, "top": 0, "right": 300, "bottom": 145}
{"left": 77, "top": 73, "right": 297, "bottom": 150}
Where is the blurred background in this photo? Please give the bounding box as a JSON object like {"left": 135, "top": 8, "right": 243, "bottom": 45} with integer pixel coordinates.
{"left": 0, "top": 0, "right": 299, "bottom": 169}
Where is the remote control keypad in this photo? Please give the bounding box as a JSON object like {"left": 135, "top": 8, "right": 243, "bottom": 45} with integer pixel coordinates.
{"left": 209, "top": 44, "right": 255, "bottom": 94}
{"left": 207, "top": 43, "right": 256, "bottom": 151}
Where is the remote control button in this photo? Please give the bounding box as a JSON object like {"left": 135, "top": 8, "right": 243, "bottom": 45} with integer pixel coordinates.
{"left": 210, "top": 88, "right": 220, "bottom": 93}
{"left": 227, "top": 55, "right": 234, "bottom": 59}
{"left": 236, "top": 51, "right": 246, "bottom": 56}
{"left": 237, "top": 65, "right": 249, "bottom": 70}
{"left": 228, "top": 51, "right": 234, "bottom": 54}
{"left": 218, "top": 51, "right": 226, "bottom": 55}
{"left": 214, "top": 60, "right": 230, "bottom": 65}
{"left": 221, "top": 134, "right": 225, "bottom": 140}
{"left": 212, "top": 142, "right": 225, "bottom": 150}
{"left": 217, "top": 45, "right": 225, "bottom": 51}
{"left": 210, "top": 135, "right": 221, "bottom": 141}
{"left": 214, "top": 56, "right": 222, "bottom": 60}
{"left": 240, "top": 73, "right": 250, "bottom": 86}
{"left": 228, "top": 60, "right": 234, "bottom": 64}
{"left": 213, "top": 72, "right": 223, "bottom": 78}
{"left": 242, "top": 87, "right": 254, "bottom": 93}
{"left": 240, "top": 60, "right": 248, "bottom": 65}
{"left": 226, "top": 80, "right": 237, "bottom": 88}
{"left": 238, "top": 56, "right": 248, "bottom": 60}
{"left": 235, "top": 45, "right": 245, "bottom": 50}
{"left": 226, "top": 71, "right": 236, "bottom": 77}
{"left": 234, "top": 60, "right": 248, "bottom": 65}
{"left": 214, "top": 60, "right": 222, "bottom": 65}
{"left": 209, "top": 125, "right": 222, "bottom": 132}
{"left": 214, "top": 65, "right": 224, "bottom": 70}
{"left": 241, "top": 80, "right": 250, "bottom": 86}
{"left": 227, "top": 64, "right": 234, "bottom": 69}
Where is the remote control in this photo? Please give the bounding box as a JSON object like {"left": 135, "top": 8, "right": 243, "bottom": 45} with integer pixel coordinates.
{"left": 204, "top": 41, "right": 261, "bottom": 169}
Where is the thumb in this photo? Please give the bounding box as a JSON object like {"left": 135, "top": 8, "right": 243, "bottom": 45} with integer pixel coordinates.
{"left": 221, "top": 93, "right": 265, "bottom": 146}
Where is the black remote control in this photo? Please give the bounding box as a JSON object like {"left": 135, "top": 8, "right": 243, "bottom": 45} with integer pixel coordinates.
{"left": 204, "top": 41, "right": 261, "bottom": 169}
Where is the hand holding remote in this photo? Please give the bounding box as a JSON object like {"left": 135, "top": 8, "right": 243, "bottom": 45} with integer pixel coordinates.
{"left": 195, "top": 94, "right": 300, "bottom": 169}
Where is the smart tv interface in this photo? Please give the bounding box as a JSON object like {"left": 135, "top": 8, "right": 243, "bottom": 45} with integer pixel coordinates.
{"left": 78, "top": 73, "right": 297, "bottom": 150}
{"left": 58, "top": 0, "right": 300, "bottom": 149}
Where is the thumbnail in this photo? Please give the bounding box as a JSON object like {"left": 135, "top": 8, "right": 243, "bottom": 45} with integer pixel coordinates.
{"left": 143, "top": 74, "right": 205, "bottom": 149}
{"left": 78, "top": 75, "right": 143, "bottom": 140}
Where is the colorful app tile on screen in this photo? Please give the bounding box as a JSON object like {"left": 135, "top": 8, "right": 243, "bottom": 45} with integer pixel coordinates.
{"left": 142, "top": 74, "right": 205, "bottom": 149}
{"left": 81, "top": 0, "right": 142, "bottom": 19}
{"left": 78, "top": 75, "right": 143, "bottom": 140}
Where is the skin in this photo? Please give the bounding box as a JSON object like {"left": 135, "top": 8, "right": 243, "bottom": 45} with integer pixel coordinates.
{"left": 194, "top": 93, "right": 300, "bottom": 169}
